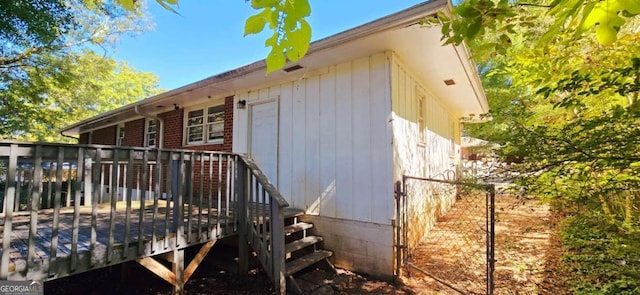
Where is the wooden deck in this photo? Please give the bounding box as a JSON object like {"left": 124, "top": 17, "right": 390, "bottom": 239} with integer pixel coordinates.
{"left": 1, "top": 142, "right": 291, "bottom": 294}
{"left": 0, "top": 200, "right": 235, "bottom": 281}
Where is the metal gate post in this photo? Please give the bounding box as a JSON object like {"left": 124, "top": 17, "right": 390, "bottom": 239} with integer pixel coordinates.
{"left": 394, "top": 180, "right": 403, "bottom": 280}
{"left": 402, "top": 176, "right": 408, "bottom": 261}
{"left": 486, "top": 184, "right": 496, "bottom": 295}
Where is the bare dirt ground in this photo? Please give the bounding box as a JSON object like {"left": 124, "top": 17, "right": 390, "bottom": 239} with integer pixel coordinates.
{"left": 400, "top": 194, "right": 570, "bottom": 295}
{"left": 45, "top": 194, "right": 569, "bottom": 294}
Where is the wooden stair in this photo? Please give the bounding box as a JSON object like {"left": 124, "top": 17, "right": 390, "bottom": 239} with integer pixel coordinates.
{"left": 283, "top": 211, "right": 335, "bottom": 294}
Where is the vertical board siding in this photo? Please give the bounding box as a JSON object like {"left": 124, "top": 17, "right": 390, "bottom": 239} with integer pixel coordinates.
{"left": 390, "top": 53, "right": 462, "bottom": 251}
{"left": 351, "top": 57, "right": 372, "bottom": 221}
{"left": 233, "top": 52, "right": 393, "bottom": 224}
{"left": 291, "top": 80, "right": 306, "bottom": 210}
{"left": 278, "top": 82, "right": 294, "bottom": 204}
{"left": 304, "top": 76, "right": 320, "bottom": 213}
{"left": 318, "top": 67, "right": 337, "bottom": 218}
{"left": 370, "top": 53, "right": 394, "bottom": 223}
{"left": 333, "top": 62, "right": 354, "bottom": 220}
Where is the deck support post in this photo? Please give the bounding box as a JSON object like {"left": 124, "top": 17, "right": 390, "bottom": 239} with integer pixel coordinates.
{"left": 137, "top": 241, "right": 216, "bottom": 295}
{"left": 172, "top": 248, "right": 185, "bottom": 295}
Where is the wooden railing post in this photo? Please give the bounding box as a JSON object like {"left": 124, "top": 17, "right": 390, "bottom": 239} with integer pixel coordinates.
{"left": 175, "top": 152, "right": 186, "bottom": 247}
{"left": 0, "top": 144, "right": 18, "bottom": 279}
{"left": 26, "top": 145, "right": 43, "bottom": 277}
{"left": 235, "top": 158, "right": 249, "bottom": 276}
{"left": 270, "top": 201, "right": 286, "bottom": 295}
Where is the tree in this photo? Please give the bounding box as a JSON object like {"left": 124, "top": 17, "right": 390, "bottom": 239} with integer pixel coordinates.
{"left": 0, "top": 50, "right": 161, "bottom": 142}
{"left": 458, "top": 3, "right": 640, "bottom": 293}
{"left": 459, "top": 3, "right": 640, "bottom": 216}
{"left": 1, "top": 0, "right": 149, "bottom": 68}
{"left": 0, "top": 0, "right": 160, "bottom": 142}
{"left": 432, "top": 0, "right": 640, "bottom": 57}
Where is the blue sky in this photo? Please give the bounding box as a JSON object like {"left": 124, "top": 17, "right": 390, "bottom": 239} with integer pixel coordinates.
{"left": 110, "top": 1, "right": 428, "bottom": 90}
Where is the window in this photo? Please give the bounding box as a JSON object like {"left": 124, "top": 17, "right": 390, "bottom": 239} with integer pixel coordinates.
{"left": 186, "top": 105, "right": 225, "bottom": 145}
{"left": 146, "top": 119, "right": 157, "bottom": 147}
{"left": 417, "top": 91, "right": 426, "bottom": 144}
{"left": 117, "top": 124, "right": 125, "bottom": 146}
{"left": 206, "top": 106, "right": 225, "bottom": 141}
{"left": 449, "top": 121, "right": 456, "bottom": 157}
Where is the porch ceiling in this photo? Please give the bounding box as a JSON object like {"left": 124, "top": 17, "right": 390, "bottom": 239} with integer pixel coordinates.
{"left": 63, "top": 0, "right": 487, "bottom": 135}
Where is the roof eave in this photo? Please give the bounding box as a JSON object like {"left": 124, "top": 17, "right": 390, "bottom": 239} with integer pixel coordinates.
{"left": 61, "top": 0, "right": 449, "bottom": 135}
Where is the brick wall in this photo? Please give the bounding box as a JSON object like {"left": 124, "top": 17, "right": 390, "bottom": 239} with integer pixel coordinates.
{"left": 79, "top": 133, "right": 89, "bottom": 144}
{"left": 76, "top": 96, "right": 235, "bottom": 198}
{"left": 160, "top": 96, "right": 235, "bottom": 195}
{"left": 158, "top": 95, "right": 234, "bottom": 152}
{"left": 159, "top": 108, "right": 183, "bottom": 149}
{"left": 91, "top": 126, "right": 117, "bottom": 145}
{"left": 124, "top": 118, "right": 145, "bottom": 147}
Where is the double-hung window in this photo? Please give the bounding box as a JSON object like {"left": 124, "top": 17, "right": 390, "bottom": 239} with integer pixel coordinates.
{"left": 417, "top": 92, "right": 426, "bottom": 144}
{"left": 206, "top": 105, "right": 225, "bottom": 142}
{"left": 146, "top": 119, "right": 157, "bottom": 147}
{"left": 116, "top": 124, "right": 125, "bottom": 146}
{"left": 186, "top": 105, "right": 224, "bottom": 145}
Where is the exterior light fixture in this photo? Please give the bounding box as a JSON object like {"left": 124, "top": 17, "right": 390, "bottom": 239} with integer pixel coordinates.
{"left": 237, "top": 100, "right": 247, "bottom": 109}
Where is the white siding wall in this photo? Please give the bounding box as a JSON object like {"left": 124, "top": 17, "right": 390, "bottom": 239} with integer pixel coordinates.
{"left": 390, "top": 53, "right": 462, "bottom": 251}
{"left": 233, "top": 52, "right": 394, "bottom": 226}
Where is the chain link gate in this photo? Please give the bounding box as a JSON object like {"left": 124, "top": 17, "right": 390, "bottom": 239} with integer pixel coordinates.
{"left": 395, "top": 175, "right": 496, "bottom": 295}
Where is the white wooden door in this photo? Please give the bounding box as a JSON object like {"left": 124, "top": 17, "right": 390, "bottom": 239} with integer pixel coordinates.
{"left": 249, "top": 100, "right": 279, "bottom": 187}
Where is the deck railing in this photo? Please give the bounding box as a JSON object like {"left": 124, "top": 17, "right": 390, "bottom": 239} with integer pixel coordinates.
{"left": 235, "top": 155, "right": 289, "bottom": 295}
{"left": 0, "top": 141, "right": 237, "bottom": 280}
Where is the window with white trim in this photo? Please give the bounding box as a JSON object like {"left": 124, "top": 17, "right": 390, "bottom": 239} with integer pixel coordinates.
{"left": 185, "top": 105, "right": 225, "bottom": 145}
{"left": 449, "top": 121, "right": 456, "bottom": 157}
{"left": 145, "top": 119, "right": 157, "bottom": 147}
{"left": 417, "top": 91, "right": 426, "bottom": 144}
{"left": 117, "top": 124, "right": 125, "bottom": 146}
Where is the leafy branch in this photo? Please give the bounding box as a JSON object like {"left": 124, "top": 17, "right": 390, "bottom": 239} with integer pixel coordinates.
{"left": 244, "top": 0, "right": 311, "bottom": 74}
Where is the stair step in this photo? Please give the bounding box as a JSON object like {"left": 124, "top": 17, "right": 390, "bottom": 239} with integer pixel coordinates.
{"left": 285, "top": 250, "right": 333, "bottom": 276}
{"left": 284, "top": 208, "right": 305, "bottom": 218}
{"left": 285, "top": 222, "right": 313, "bottom": 235}
{"left": 285, "top": 236, "right": 323, "bottom": 254}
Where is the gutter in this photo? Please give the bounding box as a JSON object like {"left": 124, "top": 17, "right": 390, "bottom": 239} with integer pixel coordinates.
{"left": 61, "top": 0, "right": 448, "bottom": 134}
{"left": 134, "top": 106, "right": 164, "bottom": 149}
{"left": 60, "top": 130, "right": 79, "bottom": 141}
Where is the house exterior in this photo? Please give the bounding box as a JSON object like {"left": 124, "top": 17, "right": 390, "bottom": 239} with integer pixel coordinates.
{"left": 62, "top": 0, "right": 488, "bottom": 280}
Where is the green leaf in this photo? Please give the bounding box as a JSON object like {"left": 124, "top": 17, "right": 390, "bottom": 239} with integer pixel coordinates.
{"left": 436, "top": 11, "right": 450, "bottom": 22}
{"left": 117, "top": 0, "right": 136, "bottom": 11}
{"left": 244, "top": 8, "right": 271, "bottom": 36}
{"left": 573, "top": 1, "right": 596, "bottom": 38}
{"left": 467, "top": 16, "right": 483, "bottom": 39}
{"left": 264, "top": 33, "right": 278, "bottom": 47}
{"left": 155, "top": 0, "right": 180, "bottom": 14}
{"left": 251, "top": 0, "right": 279, "bottom": 9}
{"left": 284, "top": 0, "right": 311, "bottom": 18}
{"left": 285, "top": 18, "right": 311, "bottom": 61}
{"left": 455, "top": 4, "right": 478, "bottom": 18}
{"left": 283, "top": 13, "right": 298, "bottom": 31}
{"left": 595, "top": 24, "right": 619, "bottom": 46}
{"left": 266, "top": 46, "right": 286, "bottom": 74}
{"left": 619, "top": 0, "right": 640, "bottom": 14}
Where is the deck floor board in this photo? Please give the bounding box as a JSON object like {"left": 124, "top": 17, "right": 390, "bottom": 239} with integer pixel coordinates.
{"left": 0, "top": 200, "right": 237, "bottom": 280}
{"left": 0, "top": 199, "right": 296, "bottom": 281}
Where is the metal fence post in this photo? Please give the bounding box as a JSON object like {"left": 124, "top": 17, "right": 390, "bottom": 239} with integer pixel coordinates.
{"left": 394, "top": 180, "right": 403, "bottom": 280}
